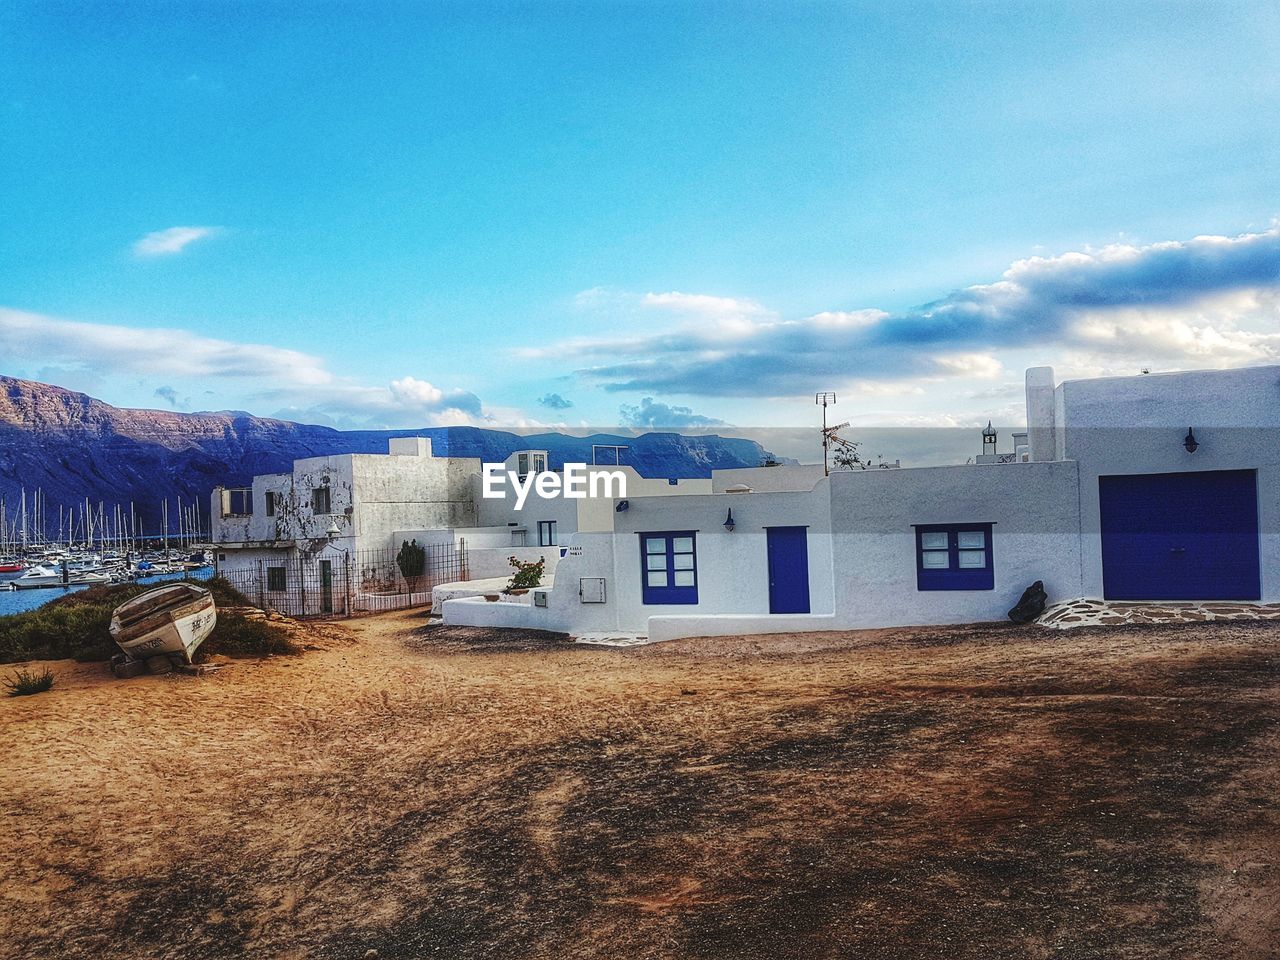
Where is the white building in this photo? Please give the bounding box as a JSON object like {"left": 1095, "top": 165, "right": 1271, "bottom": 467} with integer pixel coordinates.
{"left": 443, "top": 364, "right": 1280, "bottom": 640}
{"left": 210, "top": 437, "right": 481, "bottom": 614}
{"left": 210, "top": 437, "right": 711, "bottom": 614}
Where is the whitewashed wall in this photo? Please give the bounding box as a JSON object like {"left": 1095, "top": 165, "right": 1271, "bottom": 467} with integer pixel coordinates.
{"left": 472, "top": 464, "right": 712, "bottom": 536}
{"left": 827, "top": 461, "right": 1083, "bottom": 629}
{"left": 1055, "top": 365, "right": 1280, "bottom": 601}
{"left": 446, "top": 464, "right": 1083, "bottom": 637}
{"left": 711, "top": 463, "right": 826, "bottom": 493}
{"left": 442, "top": 533, "right": 622, "bottom": 633}
{"left": 611, "top": 481, "right": 835, "bottom": 630}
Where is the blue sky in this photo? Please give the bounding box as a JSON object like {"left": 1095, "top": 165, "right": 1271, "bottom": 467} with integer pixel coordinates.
{"left": 2, "top": 1, "right": 1279, "bottom": 454}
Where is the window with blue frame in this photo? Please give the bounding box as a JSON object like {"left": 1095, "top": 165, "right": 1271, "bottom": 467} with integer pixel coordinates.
{"left": 915, "top": 523, "right": 994, "bottom": 590}
{"left": 640, "top": 531, "right": 698, "bottom": 604}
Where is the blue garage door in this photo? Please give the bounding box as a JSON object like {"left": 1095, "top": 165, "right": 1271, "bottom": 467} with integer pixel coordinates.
{"left": 1099, "top": 470, "right": 1260, "bottom": 601}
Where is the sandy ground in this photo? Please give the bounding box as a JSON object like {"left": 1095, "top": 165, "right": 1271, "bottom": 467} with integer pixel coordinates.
{"left": 1, "top": 612, "right": 1277, "bottom": 960}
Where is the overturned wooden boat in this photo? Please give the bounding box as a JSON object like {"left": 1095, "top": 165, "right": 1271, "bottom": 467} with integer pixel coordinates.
{"left": 110, "top": 583, "right": 217, "bottom": 663}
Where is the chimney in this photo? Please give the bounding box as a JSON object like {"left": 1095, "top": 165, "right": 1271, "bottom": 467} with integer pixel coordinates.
{"left": 388, "top": 437, "right": 431, "bottom": 457}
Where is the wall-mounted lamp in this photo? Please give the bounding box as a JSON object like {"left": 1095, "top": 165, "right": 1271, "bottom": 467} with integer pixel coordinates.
{"left": 1183, "top": 427, "right": 1199, "bottom": 454}
{"left": 615, "top": 499, "right": 629, "bottom": 512}
{"left": 723, "top": 508, "right": 736, "bottom": 533}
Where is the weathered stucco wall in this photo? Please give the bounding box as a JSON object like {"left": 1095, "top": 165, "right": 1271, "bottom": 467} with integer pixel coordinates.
{"left": 351, "top": 451, "right": 479, "bottom": 551}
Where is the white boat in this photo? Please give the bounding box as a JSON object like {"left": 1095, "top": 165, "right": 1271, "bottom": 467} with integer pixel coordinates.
{"left": 10, "top": 565, "right": 112, "bottom": 589}
{"left": 110, "top": 583, "right": 217, "bottom": 663}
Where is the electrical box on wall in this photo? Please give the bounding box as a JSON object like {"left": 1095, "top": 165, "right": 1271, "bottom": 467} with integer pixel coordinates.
{"left": 533, "top": 590, "right": 549, "bottom": 608}
{"left": 579, "top": 578, "right": 606, "bottom": 603}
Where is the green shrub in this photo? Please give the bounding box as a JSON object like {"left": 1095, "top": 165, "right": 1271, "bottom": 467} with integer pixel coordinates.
{"left": 0, "top": 602, "right": 120, "bottom": 663}
{"left": 397, "top": 539, "right": 427, "bottom": 581}
{"left": 506, "top": 555, "right": 545, "bottom": 591}
{"left": 199, "top": 613, "right": 299, "bottom": 659}
{"left": 4, "top": 666, "right": 54, "bottom": 697}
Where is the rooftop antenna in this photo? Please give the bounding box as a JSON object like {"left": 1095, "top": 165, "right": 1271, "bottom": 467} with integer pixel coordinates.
{"left": 815, "top": 392, "right": 837, "bottom": 476}
{"left": 824, "top": 421, "right": 860, "bottom": 469}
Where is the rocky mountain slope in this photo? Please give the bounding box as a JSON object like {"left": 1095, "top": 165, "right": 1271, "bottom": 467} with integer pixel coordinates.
{"left": 0, "top": 376, "right": 781, "bottom": 536}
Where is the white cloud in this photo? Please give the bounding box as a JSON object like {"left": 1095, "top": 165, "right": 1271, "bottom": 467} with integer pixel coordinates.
{"left": 618, "top": 397, "right": 728, "bottom": 429}
{"left": 132, "top": 226, "right": 218, "bottom": 258}
{"left": 851, "top": 380, "right": 927, "bottom": 397}
{"left": 0, "top": 306, "right": 485, "bottom": 428}
{"left": 641, "top": 291, "right": 770, "bottom": 318}
{"left": 0, "top": 306, "right": 329, "bottom": 384}
{"left": 930, "top": 353, "right": 1004, "bottom": 379}
{"left": 810, "top": 309, "right": 888, "bottom": 328}
{"left": 545, "top": 227, "right": 1280, "bottom": 398}
{"left": 388, "top": 376, "right": 445, "bottom": 407}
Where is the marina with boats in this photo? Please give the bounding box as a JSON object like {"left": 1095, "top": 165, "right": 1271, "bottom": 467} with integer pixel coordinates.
{"left": 0, "top": 489, "right": 214, "bottom": 614}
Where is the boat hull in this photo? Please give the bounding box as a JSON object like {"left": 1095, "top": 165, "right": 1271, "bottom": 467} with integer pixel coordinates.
{"left": 110, "top": 584, "right": 217, "bottom": 663}
{"left": 11, "top": 571, "right": 111, "bottom": 589}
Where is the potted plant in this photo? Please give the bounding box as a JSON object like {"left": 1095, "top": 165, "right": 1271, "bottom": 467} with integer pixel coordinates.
{"left": 505, "top": 555, "right": 545, "bottom": 595}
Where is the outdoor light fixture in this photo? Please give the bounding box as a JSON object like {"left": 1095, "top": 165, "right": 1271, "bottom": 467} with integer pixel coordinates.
{"left": 724, "top": 508, "right": 736, "bottom": 533}
{"left": 615, "top": 499, "right": 629, "bottom": 512}
{"left": 1183, "top": 427, "right": 1199, "bottom": 454}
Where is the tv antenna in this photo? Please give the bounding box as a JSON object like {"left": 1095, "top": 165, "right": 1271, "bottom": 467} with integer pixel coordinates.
{"left": 815, "top": 392, "right": 837, "bottom": 475}
{"left": 822, "top": 420, "right": 864, "bottom": 470}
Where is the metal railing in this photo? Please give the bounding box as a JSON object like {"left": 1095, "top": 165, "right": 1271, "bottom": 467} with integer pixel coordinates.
{"left": 219, "top": 543, "right": 467, "bottom": 619}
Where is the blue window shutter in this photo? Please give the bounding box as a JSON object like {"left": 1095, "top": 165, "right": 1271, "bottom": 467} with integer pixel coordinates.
{"left": 639, "top": 531, "right": 699, "bottom": 605}
{"left": 915, "top": 523, "right": 994, "bottom": 591}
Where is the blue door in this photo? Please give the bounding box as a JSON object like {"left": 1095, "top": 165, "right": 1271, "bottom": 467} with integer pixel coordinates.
{"left": 767, "top": 526, "right": 810, "bottom": 614}
{"left": 1099, "top": 470, "right": 1260, "bottom": 600}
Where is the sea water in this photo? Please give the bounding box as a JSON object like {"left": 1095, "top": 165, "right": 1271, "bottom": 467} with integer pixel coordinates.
{"left": 0, "top": 567, "right": 215, "bottom": 618}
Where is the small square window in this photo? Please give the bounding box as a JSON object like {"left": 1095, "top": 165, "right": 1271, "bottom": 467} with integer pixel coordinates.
{"left": 225, "top": 489, "right": 252, "bottom": 516}
{"left": 916, "top": 524, "right": 993, "bottom": 591}
{"left": 312, "top": 487, "right": 331, "bottom": 515}
{"left": 640, "top": 532, "right": 698, "bottom": 605}
{"left": 266, "top": 566, "right": 287, "bottom": 592}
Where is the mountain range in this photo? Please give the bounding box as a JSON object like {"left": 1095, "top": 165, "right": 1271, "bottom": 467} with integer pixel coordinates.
{"left": 0, "top": 376, "right": 782, "bottom": 536}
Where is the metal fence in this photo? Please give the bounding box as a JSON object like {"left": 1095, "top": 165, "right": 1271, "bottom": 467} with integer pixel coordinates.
{"left": 220, "top": 543, "right": 468, "bottom": 619}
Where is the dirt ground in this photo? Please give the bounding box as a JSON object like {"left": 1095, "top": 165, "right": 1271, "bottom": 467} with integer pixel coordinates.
{"left": 1, "top": 611, "right": 1277, "bottom": 960}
